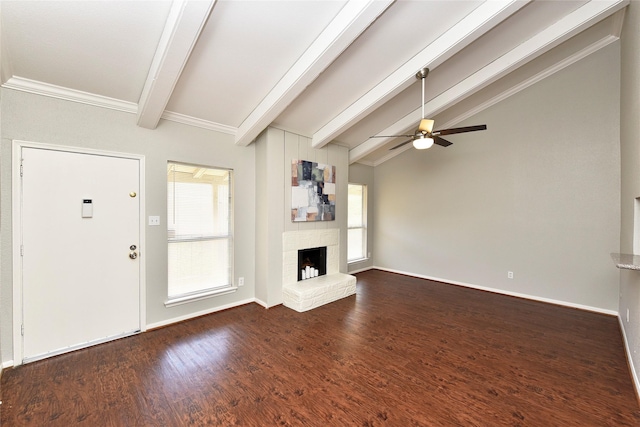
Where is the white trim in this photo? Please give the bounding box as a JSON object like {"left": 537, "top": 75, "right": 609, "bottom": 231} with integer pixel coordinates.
{"left": 373, "top": 266, "right": 618, "bottom": 316}
{"left": 137, "top": 0, "right": 215, "bottom": 129}
{"left": 11, "top": 140, "right": 147, "bottom": 365}
{"left": 350, "top": 0, "right": 628, "bottom": 164}
{"left": 347, "top": 266, "right": 373, "bottom": 275}
{"left": 618, "top": 316, "right": 640, "bottom": 399}
{"left": 253, "top": 298, "right": 270, "bottom": 309}
{"left": 314, "top": 0, "right": 530, "bottom": 149}
{"left": 147, "top": 298, "right": 256, "bottom": 330}
{"left": 164, "top": 286, "right": 238, "bottom": 308}
{"left": 2, "top": 360, "right": 14, "bottom": 370}
{"left": 2, "top": 76, "right": 138, "bottom": 113}
{"left": 161, "top": 110, "right": 237, "bottom": 135}
{"left": 234, "top": 0, "right": 393, "bottom": 147}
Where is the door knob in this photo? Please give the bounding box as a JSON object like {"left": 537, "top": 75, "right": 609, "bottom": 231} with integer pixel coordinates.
{"left": 129, "top": 252, "right": 138, "bottom": 259}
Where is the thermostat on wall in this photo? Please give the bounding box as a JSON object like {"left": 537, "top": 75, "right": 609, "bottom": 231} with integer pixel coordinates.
{"left": 82, "top": 199, "right": 93, "bottom": 218}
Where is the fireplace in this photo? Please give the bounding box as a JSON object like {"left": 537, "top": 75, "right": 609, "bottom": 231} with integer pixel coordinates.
{"left": 298, "top": 246, "right": 327, "bottom": 281}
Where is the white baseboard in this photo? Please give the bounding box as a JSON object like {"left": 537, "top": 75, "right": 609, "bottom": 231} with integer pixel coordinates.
{"left": 253, "top": 298, "right": 270, "bottom": 309}
{"left": 373, "top": 266, "right": 618, "bottom": 316}
{"left": 146, "top": 298, "right": 257, "bottom": 330}
{"left": 2, "top": 360, "right": 14, "bottom": 370}
{"left": 618, "top": 316, "right": 640, "bottom": 399}
{"left": 348, "top": 266, "right": 373, "bottom": 275}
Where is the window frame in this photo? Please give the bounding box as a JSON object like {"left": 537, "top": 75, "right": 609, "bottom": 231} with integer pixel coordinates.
{"left": 347, "top": 183, "right": 368, "bottom": 263}
{"left": 165, "top": 161, "right": 235, "bottom": 307}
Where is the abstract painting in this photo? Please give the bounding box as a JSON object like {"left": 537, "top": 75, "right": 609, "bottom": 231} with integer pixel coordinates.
{"left": 291, "top": 159, "right": 336, "bottom": 222}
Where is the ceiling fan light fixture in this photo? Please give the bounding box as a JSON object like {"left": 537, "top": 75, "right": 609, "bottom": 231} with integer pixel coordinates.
{"left": 413, "top": 137, "right": 434, "bottom": 150}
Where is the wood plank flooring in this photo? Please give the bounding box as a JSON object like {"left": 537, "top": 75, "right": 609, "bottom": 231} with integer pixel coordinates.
{"left": 2, "top": 269, "right": 639, "bottom": 426}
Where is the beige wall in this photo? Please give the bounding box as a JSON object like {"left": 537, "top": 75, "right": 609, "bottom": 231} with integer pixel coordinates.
{"left": 348, "top": 162, "right": 374, "bottom": 273}
{"left": 0, "top": 89, "right": 257, "bottom": 363}
{"left": 619, "top": 1, "right": 640, "bottom": 388}
{"left": 373, "top": 41, "right": 621, "bottom": 312}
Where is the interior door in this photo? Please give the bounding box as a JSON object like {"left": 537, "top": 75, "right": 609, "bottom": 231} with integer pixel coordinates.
{"left": 20, "top": 146, "right": 141, "bottom": 362}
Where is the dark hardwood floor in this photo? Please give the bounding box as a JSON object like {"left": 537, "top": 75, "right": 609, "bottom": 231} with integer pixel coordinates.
{"left": 2, "top": 269, "right": 639, "bottom": 426}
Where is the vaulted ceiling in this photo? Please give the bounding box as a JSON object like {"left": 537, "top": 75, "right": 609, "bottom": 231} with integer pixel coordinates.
{"left": 0, "top": 0, "right": 629, "bottom": 165}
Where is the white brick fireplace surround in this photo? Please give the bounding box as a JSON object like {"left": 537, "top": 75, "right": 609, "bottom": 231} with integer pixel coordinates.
{"left": 282, "top": 228, "right": 356, "bottom": 312}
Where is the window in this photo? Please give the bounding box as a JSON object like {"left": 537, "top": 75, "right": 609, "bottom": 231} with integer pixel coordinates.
{"left": 348, "top": 183, "right": 367, "bottom": 262}
{"left": 167, "top": 162, "right": 233, "bottom": 303}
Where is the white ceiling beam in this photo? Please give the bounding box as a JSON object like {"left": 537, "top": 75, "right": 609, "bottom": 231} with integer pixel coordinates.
{"left": 233, "top": 0, "right": 393, "bottom": 147}
{"left": 137, "top": 0, "right": 215, "bottom": 129}
{"left": 349, "top": 0, "right": 629, "bottom": 164}
{"left": 311, "top": 0, "right": 530, "bottom": 149}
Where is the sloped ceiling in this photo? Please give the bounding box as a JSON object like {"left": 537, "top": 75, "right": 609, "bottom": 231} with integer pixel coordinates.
{"left": 0, "top": 0, "right": 629, "bottom": 165}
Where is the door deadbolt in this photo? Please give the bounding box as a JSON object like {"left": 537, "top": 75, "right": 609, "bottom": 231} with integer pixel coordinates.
{"left": 130, "top": 245, "right": 137, "bottom": 251}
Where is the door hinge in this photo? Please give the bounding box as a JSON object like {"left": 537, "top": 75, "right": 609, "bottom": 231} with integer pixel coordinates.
{"left": 20, "top": 245, "right": 24, "bottom": 256}
{"left": 20, "top": 159, "right": 24, "bottom": 177}
{"left": 21, "top": 324, "right": 24, "bottom": 336}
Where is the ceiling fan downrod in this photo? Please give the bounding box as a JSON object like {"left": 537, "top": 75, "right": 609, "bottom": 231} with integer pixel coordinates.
{"left": 416, "top": 67, "right": 429, "bottom": 123}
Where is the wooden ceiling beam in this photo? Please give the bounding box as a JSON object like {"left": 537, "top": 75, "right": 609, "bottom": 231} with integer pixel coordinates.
{"left": 311, "top": 0, "right": 530, "bottom": 150}
{"left": 137, "top": 0, "right": 215, "bottom": 130}
{"left": 233, "top": 0, "right": 393, "bottom": 147}
{"left": 349, "top": 0, "right": 629, "bottom": 164}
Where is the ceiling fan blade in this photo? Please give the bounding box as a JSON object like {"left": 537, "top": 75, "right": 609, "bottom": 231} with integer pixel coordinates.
{"left": 370, "top": 134, "right": 415, "bottom": 138}
{"left": 390, "top": 140, "right": 413, "bottom": 150}
{"left": 434, "top": 124, "right": 487, "bottom": 136}
{"left": 433, "top": 135, "right": 453, "bottom": 147}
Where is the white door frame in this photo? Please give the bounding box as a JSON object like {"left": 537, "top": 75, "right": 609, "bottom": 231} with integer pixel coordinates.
{"left": 12, "top": 139, "right": 147, "bottom": 365}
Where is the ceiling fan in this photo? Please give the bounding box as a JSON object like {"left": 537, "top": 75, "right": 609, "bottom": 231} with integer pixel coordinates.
{"left": 370, "top": 68, "right": 487, "bottom": 150}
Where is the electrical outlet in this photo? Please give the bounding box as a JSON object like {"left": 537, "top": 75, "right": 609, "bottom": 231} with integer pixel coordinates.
{"left": 507, "top": 271, "right": 514, "bottom": 279}
{"left": 238, "top": 277, "right": 244, "bottom": 286}
{"left": 148, "top": 216, "right": 160, "bottom": 226}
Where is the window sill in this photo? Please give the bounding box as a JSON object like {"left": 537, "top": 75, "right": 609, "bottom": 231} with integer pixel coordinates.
{"left": 348, "top": 257, "right": 369, "bottom": 264}
{"left": 165, "top": 286, "right": 238, "bottom": 308}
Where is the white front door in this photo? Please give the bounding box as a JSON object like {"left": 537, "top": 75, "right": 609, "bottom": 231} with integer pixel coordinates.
{"left": 20, "top": 146, "right": 141, "bottom": 363}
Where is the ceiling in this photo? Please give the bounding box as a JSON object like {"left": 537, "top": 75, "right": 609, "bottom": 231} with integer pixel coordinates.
{"left": 0, "top": 0, "right": 629, "bottom": 165}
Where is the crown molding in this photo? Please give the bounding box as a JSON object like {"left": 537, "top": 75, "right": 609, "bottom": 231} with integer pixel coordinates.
{"left": 1, "top": 76, "right": 138, "bottom": 113}
{"left": 1, "top": 76, "right": 239, "bottom": 135}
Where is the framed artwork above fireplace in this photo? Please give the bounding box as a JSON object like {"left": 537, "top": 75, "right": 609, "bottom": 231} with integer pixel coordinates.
{"left": 291, "top": 159, "right": 336, "bottom": 222}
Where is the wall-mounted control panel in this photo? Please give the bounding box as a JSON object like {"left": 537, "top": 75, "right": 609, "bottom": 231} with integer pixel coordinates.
{"left": 82, "top": 199, "right": 93, "bottom": 218}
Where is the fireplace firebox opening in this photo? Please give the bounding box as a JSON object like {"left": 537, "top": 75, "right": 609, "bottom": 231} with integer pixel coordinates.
{"left": 298, "top": 246, "right": 327, "bottom": 281}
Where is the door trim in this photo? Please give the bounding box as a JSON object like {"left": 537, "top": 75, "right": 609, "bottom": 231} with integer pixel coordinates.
{"left": 12, "top": 140, "right": 147, "bottom": 365}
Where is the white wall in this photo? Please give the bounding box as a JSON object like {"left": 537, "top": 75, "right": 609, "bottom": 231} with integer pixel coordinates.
{"left": 348, "top": 162, "right": 374, "bottom": 273}
{"left": 373, "top": 42, "right": 621, "bottom": 312}
{"left": 0, "top": 89, "right": 256, "bottom": 363}
{"left": 619, "top": 1, "right": 640, "bottom": 388}
{"left": 254, "top": 127, "right": 349, "bottom": 307}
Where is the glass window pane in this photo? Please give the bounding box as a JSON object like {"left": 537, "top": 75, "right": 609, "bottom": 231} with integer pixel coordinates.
{"left": 168, "top": 182, "right": 214, "bottom": 237}
{"left": 168, "top": 239, "right": 230, "bottom": 296}
{"left": 348, "top": 183, "right": 367, "bottom": 262}
{"left": 348, "top": 228, "right": 365, "bottom": 261}
{"left": 348, "top": 184, "right": 363, "bottom": 227}
{"left": 167, "top": 162, "right": 233, "bottom": 299}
